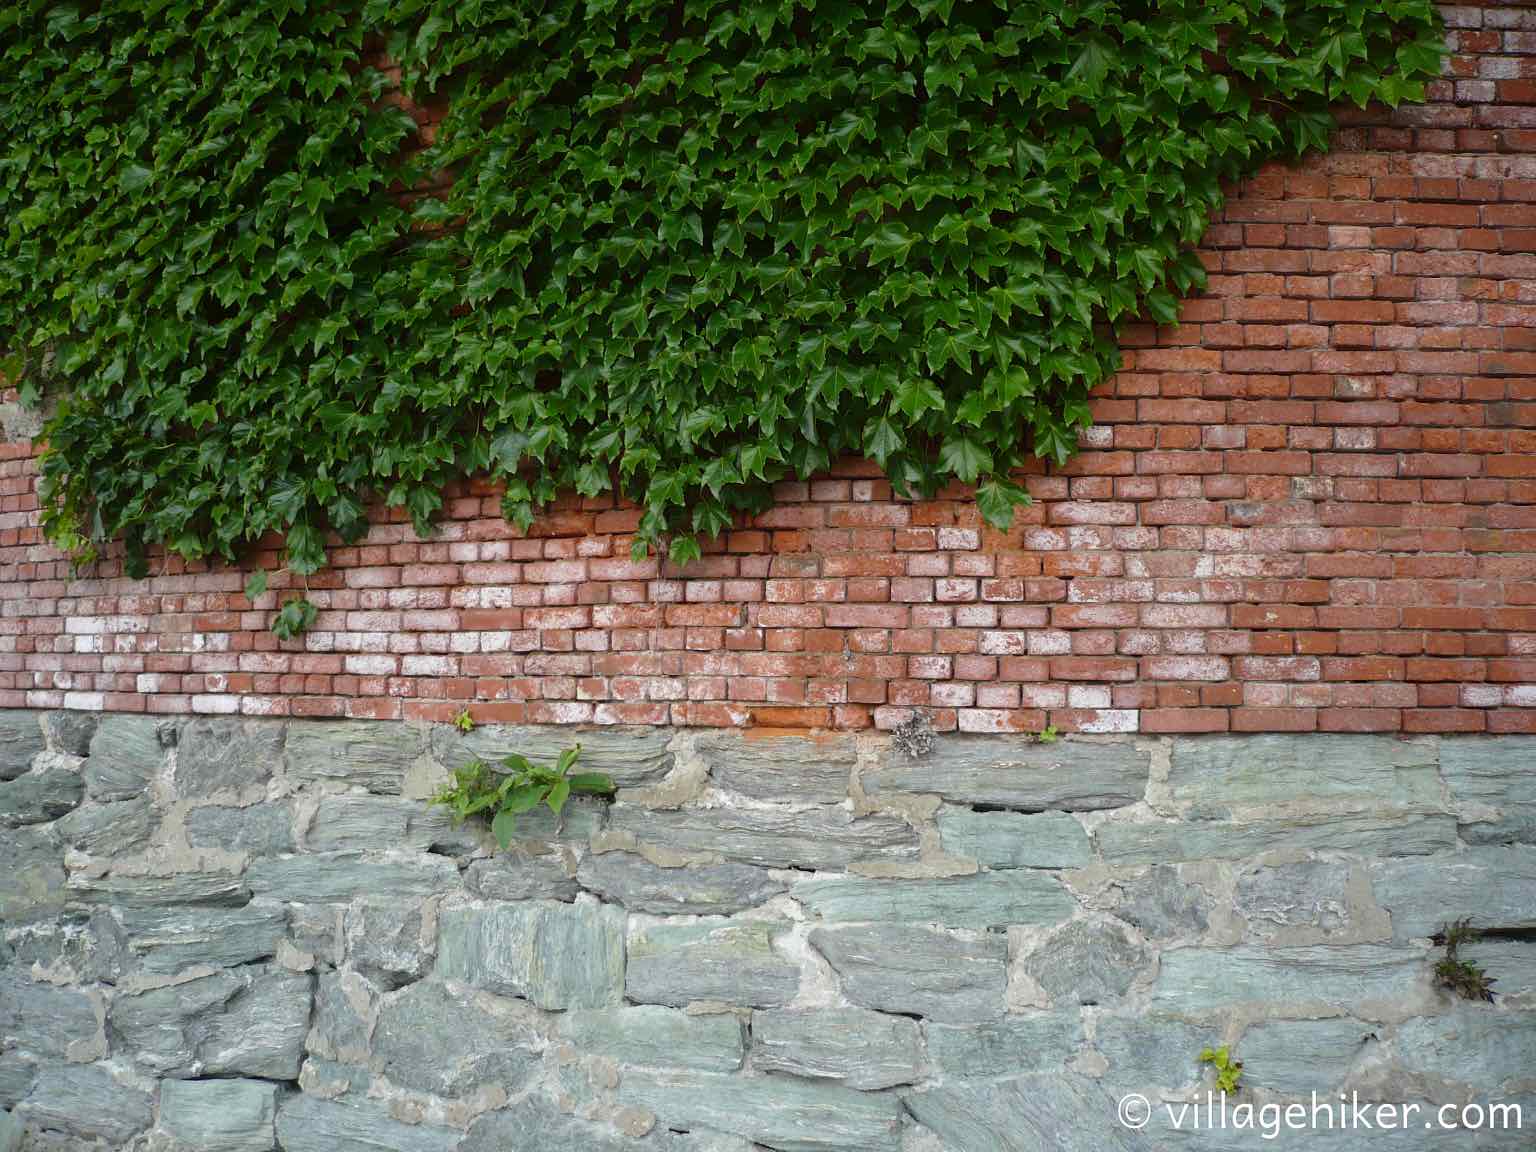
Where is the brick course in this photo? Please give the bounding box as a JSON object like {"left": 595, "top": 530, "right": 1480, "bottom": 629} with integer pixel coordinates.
{"left": 1, "top": 2, "right": 1534, "bottom": 734}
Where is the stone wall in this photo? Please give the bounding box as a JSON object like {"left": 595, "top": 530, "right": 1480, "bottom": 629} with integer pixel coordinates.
{"left": 1, "top": 712, "right": 1532, "bottom": 1150}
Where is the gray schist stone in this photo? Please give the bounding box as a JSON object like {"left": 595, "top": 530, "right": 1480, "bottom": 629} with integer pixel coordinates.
{"left": 158, "top": 1077, "right": 277, "bottom": 1152}
{"left": 925, "top": 1014, "right": 1084, "bottom": 1079}
{"left": 1458, "top": 940, "right": 1536, "bottom": 1000}
{"left": 1018, "top": 919, "right": 1152, "bottom": 1005}
{"left": 1238, "top": 1018, "right": 1374, "bottom": 1094}
{"left": 1168, "top": 735, "right": 1441, "bottom": 817}
{"left": 1154, "top": 945, "right": 1423, "bottom": 1015}
{"left": 43, "top": 710, "right": 97, "bottom": 758}
{"left": 109, "top": 965, "right": 312, "bottom": 1078}
{"left": 811, "top": 923, "right": 1006, "bottom": 1024}
{"left": 0, "top": 767, "right": 82, "bottom": 827}
{"left": 795, "top": 871, "right": 1072, "bottom": 930}
{"left": 1097, "top": 813, "right": 1458, "bottom": 865}
{"left": 0, "top": 1108, "right": 20, "bottom": 1152}
{"left": 1371, "top": 846, "right": 1536, "bottom": 939}
{"left": 1394, "top": 1009, "right": 1536, "bottom": 1090}
{"left": 309, "top": 970, "right": 377, "bottom": 1064}
{"left": 0, "top": 971, "right": 102, "bottom": 1061}
{"left": 1235, "top": 861, "right": 1353, "bottom": 937}
{"left": 274, "top": 1092, "right": 460, "bottom": 1152}
{"left": 69, "top": 869, "right": 249, "bottom": 908}
{"left": 618, "top": 1067, "right": 903, "bottom": 1152}
{"left": 4, "top": 911, "right": 126, "bottom": 985}
{"left": 174, "top": 718, "right": 284, "bottom": 798}
{"left": 562, "top": 1005, "right": 745, "bottom": 1072}
{"left": 344, "top": 900, "right": 433, "bottom": 987}
{"left": 0, "top": 1063, "right": 34, "bottom": 1111}
{"left": 867, "top": 737, "right": 1149, "bottom": 811}
{"left": 18, "top": 1064, "right": 153, "bottom": 1144}
{"left": 1442, "top": 738, "right": 1536, "bottom": 845}
{"left": 432, "top": 725, "right": 674, "bottom": 787}
{"left": 460, "top": 1091, "right": 683, "bottom": 1152}
{"left": 627, "top": 918, "right": 798, "bottom": 1009}
{"left": 246, "top": 852, "right": 459, "bottom": 903}
{"left": 607, "top": 804, "right": 918, "bottom": 869}
{"left": 304, "top": 795, "right": 419, "bottom": 852}
{"left": 54, "top": 797, "right": 153, "bottom": 855}
{"left": 117, "top": 904, "right": 286, "bottom": 974}
{"left": 751, "top": 1007, "right": 921, "bottom": 1089}
{"left": 85, "top": 715, "right": 170, "bottom": 800}
{"left": 466, "top": 852, "right": 580, "bottom": 902}
{"left": 696, "top": 730, "right": 855, "bottom": 803}
{"left": 437, "top": 899, "right": 625, "bottom": 1009}
{"left": 371, "top": 980, "right": 541, "bottom": 1097}
{"left": 285, "top": 720, "right": 427, "bottom": 794}
{"left": 1093, "top": 1014, "right": 1214, "bottom": 1090}
{"left": 0, "top": 712, "right": 45, "bottom": 779}
{"left": 904, "top": 1075, "right": 1142, "bottom": 1152}
{"left": 936, "top": 808, "right": 1092, "bottom": 869}
{"left": 579, "top": 850, "right": 786, "bottom": 915}
{"left": 1113, "top": 866, "right": 1212, "bottom": 940}
{"left": 185, "top": 803, "right": 295, "bottom": 856}
{"left": 0, "top": 826, "right": 64, "bottom": 921}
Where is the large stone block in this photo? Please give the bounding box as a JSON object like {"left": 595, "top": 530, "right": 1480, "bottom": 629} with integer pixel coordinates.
{"left": 696, "top": 730, "right": 855, "bottom": 803}
{"left": 109, "top": 965, "right": 312, "bottom": 1078}
{"left": 618, "top": 1067, "right": 903, "bottom": 1152}
{"left": 1235, "top": 861, "right": 1353, "bottom": 939}
{"left": 42, "top": 711, "right": 96, "bottom": 758}
{"left": 3, "top": 911, "right": 125, "bottom": 984}
{"left": 185, "top": 803, "right": 295, "bottom": 856}
{"left": 117, "top": 904, "right": 286, "bottom": 974}
{"left": 1168, "top": 735, "right": 1440, "bottom": 817}
{"left": 794, "top": 871, "right": 1073, "bottom": 930}
{"left": 0, "top": 826, "right": 64, "bottom": 921}
{"left": 54, "top": 796, "right": 153, "bottom": 856}
{"left": 0, "top": 971, "right": 102, "bottom": 1061}
{"left": 85, "top": 715, "right": 171, "bottom": 800}
{"left": 607, "top": 804, "right": 918, "bottom": 869}
{"left": 0, "top": 712, "right": 45, "bottom": 780}
{"left": 866, "top": 737, "right": 1149, "bottom": 811}
{"left": 1441, "top": 738, "right": 1536, "bottom": 845}
{"left": 810, "top": 923, "right": 1006, "bottom": 1023}
{"left": 371, "top": 980, "right": 541, "bottom": 1097}
{"left": 1112, "top": 865, "right": 1211, "bottom": 941}
{"left": 0, "top": 768, "right": 82, "bottom": 828}
{"left": 1394, "top": 1009, "right": 1536, "bottom": 1091}
{"left": 1092, "top": 1013, "right": 1214, "bottom": 1091}
{"left": 437, "top": 899, "right": 625, "bottom": 1009}
{"left": 460, "top": 1090, "right": 691, "bottom": 1152}
{"left": 925, "top": 1013, "right": 1084, "bottom": 1078}
{"left": 626, "top": 918, "right": 798, "bottom": 1009}
{"left": 158, "top": 1077, "right": 277, "bottom": 1152}
{"left": 344, "top": 899, "right": 434, "bottom": 987}
{"left": 1153, "top": 945, "right": 1423, "bottom": 1016}
{"left": 285, "top": 720, "right": 427, "bottom": 794}
{"left": 1097, "top": 813, "right": 1457, "bottom": 865}
{"left": 1016, "top": 919, "right": 1152, "bottom": 1006}
{"left": 174, "top": 718, "right": 285, "bottom": 798}
{"left": 274, "top": 1092, "right": 459, "bottom": 1152}
{"left": 17, "top": 1064, "right": 153, "bottom": 1144}
{"left": 432, "top": 725, "right": 673, "bottom": 787}
{"left": 1238, "top": 1018, "right": 1374, "bottom": 1094}
{"left": 752, "top": 1007, "right": 921, "bottom": 1089}
{"left": 1370, "top": 846, "right": 1536, "bottom": 940}
{"left": 562, "top": 1005, "right": 745, "bottom": 1072}
{"left": 304, "top": 795, "right": 419, "bottom": 853}
{"left": 903, "top": 1075, "right": 1140, "bottom": 1152}
{"left": 578, "top": 850, "right": 785, "bottom": 915}
{"left": 465, "top": 851, "right": 580, "bottom": 903}
{"left": 246, "top": 852, "right": 459, "bottom": 904}
{"left": 936, "top": 808, "right": 1092, "bottom": 869}
{"left": 69, "top": 869, "right": 250, "bottom": 908}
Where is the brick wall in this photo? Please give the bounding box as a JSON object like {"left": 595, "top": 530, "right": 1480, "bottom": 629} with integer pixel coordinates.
{"left": 1, "top": 2, "right": 1533, "bottom": 735}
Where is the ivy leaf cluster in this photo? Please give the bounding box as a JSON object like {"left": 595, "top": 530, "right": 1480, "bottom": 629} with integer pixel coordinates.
{"left": 1, "top": 0, "right": 1443, "bottom": 603}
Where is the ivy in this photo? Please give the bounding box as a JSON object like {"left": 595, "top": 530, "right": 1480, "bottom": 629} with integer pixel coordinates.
{"left": 1, "top": 0, "right": 1443, "bottom": 615}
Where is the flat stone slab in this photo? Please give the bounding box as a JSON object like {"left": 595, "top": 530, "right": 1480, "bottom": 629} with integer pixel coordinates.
{"left": 465, "top": 852, "right": 580, "bottom": 903}
{"left": 246, "top": 852, "right": 459, "bottom": 903}
{"left": 618, "top": 1067, "right": 903, "bottom": 1152}
{"left": 0, "top": 826, "right": 64, "bottom": 921}
{"left": 810, "top": 923, "right": 1006, "bottom": 1023}
{"left": 117, "top": 904, "right": 287, "bottom": 974}
{"left": 17, "top": 1064, "right": 154, "bottom": 1145}
{"left": 275, "top": 1092, "right": 459, "bottom": 1152}
{"left": 69, "top": 869, "right": 250, "bottom": 908}
{"left": 1238, "top": 1018, "right": 1374, "bottom": 1094}
{"left": 158, "top": 1077, "right": 277, "bottom": 1152}
{"left": 0, "top": 711, "right": 45, "bottom": 780}
{"left": 695, "top": 730, "right": 855, "bottom": 804}
{"left": 627, "top": 918, "right": 799, "bottom": 1009}
{"left": 85, "top": 715, "right": 170, "bottom": 800}
{"left": 437, "top": 899, "right": 625, "bottom": 1009}
{"left": 1091, "top": 1013, "right": 1215, "bottom": 1091}
{"left": 54, "top": 797, "right": 153, "bottom": 855}
{"left": 175, "top": 718, "right": 285, "bottom": 798}
{"left": 1017, "top": 918, "right": 1153, "bottom": 1006}
{"left": 1097, "top": 813, "right": 1457, "bottom": 865}
{"left": 751, "top": 1007, "right": 922, "bottom": 1089}
{"left": 794, "top": 871, "right": 1073, "bottom": 930}
{"left": 1370, "top": 845, "right": 1536, "bottom": 939}
{"left": 578, "top": 850, "right": 785, "bottom": 915}
{"left": 0, "top": 971, "right": 102, "bottom": 1062}
{"left": 925, "top": 1013, "right": 1084, "bottom": 1078}
{"left": 1154, "top": 945, "right": 1423, "bottom": 1017}
{"left": 607, "top": 804, "right": 918, "bottom": 869}
{"left": 936, "top": 808, "right": 1092, "bottom": 869}
{"left": 185, "top": 803, "right": 295, "bottom": 856}
{"left": 0, "top": 767, "right": 81, "bottom": 827}
{"left": 432, "top": 725, "right": 673, "bottom": 787}
{"left": 371, "top": 980, "right": 541, "bottom": 1097}
{"left": 866, "top": 737, "right": 1149, "bottom": 811}
{"left": 285, "top": 720, "right": 427, "bottom": 793}
{"left": 1442, "top": 737, "right": 1536, "bottom": 845}
{"left": 562, "top": 1005, "right": 745, "bottom": 1072}
{"left": 1393, "top": 1008, "right": 1536, "bottom": 1091}
{"left": 904, "top": 1074, "right": 1141, "bottom": 1152}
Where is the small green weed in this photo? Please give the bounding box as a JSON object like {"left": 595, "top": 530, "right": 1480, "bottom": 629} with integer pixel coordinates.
{"left": 1433, "top": 919, "right": 1496, "bottom": 1003}
{"left": 431, "top": 744, "right": 614, "bottom": 849}
{"left": 1200, "top": 1047, "right": 1243, "bottom": 1095}
{"left": 1036, "top": 725, "right": 1060, "bottom": 744}
{"left": 452, "top": 706, "right": 475, "bottom": 733}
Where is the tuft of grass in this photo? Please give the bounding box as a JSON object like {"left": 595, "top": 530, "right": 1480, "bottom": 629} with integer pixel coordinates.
{"left": 1432, "top": 919, "right": 1496, "bottom": 1003}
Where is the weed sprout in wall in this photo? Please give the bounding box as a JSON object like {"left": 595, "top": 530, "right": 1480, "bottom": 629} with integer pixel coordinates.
{"left": 0, "top": 0, "right": 1443, "bottom": 636}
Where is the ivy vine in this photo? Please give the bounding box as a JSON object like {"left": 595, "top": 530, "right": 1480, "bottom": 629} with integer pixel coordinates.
{"left": 1, "top": 0, "right": 1442, "bottom": 620}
